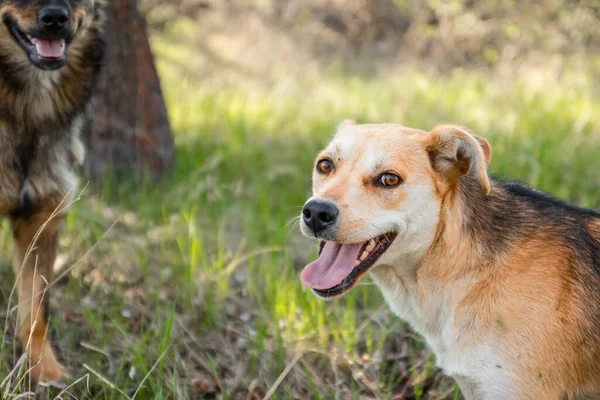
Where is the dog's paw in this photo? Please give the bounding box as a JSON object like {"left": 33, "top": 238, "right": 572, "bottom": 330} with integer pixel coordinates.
{"left": 29, "top": 343, "right": 69, "bottom": 387}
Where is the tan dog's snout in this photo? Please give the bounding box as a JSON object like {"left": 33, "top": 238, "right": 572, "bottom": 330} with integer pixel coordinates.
{"left": 301, "top": 199, "right": 339, "bottom": 238}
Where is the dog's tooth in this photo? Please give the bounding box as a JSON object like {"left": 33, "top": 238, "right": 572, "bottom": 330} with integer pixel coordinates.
{"left": 355, "top": 260, "right": 360, "bottom": 267}
{"left": 366, "top": 241, "right": 374, "bottom": 252}
{"left": 360, "top": 251, "right": 369, "bottom": 261}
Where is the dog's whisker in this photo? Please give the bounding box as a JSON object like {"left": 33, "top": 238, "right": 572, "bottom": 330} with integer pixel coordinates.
{"left": 284, "top": 215, "right": 301, "bottom": 228}
{"left": 283, "top": 219, "right": 301, "bottom": 249}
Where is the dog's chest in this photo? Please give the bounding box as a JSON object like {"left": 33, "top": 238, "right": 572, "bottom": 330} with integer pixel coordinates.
{"left": 374, "top": 276, "right": 514, "bottom": 398}
{"left": 0, "top": 121, "right": 84, "bottom": 216}
{"left": 423, "top": 330, "right": 512, "bottom": 398}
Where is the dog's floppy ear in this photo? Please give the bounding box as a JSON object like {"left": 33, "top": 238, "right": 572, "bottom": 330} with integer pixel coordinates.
{"left": 337, "top": 119, "right": 356, "bottom": 131}
{"left": 425, "top": 125, "right": 491, "bottom": 195}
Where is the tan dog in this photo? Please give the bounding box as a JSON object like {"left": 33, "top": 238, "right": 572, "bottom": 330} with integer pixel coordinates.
{"left": 300, "top": 121, "right": 600, "bottom": 399}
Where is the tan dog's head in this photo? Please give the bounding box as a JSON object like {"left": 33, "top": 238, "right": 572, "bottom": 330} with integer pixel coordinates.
{"left": 300, "top": 121, "right": 491, "bottom": 298}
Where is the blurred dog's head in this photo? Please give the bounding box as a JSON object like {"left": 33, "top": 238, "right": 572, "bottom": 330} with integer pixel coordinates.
{"left": 0, "top": 0, "right": 99, "bottom": 70}
{"left": 300, "top": 121, "right": 491, "bottom": 298}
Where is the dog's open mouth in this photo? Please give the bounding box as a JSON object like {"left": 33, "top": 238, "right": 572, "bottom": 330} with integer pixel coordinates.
{"left": 301, "top": 232, "right": 397, "bottom": 297}
{"left": 4, "top": 17, "right": 69, "bottom": 69}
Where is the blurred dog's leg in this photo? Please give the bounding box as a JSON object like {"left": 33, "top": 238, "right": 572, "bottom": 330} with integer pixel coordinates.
{"left": 12, "top": 211, "right": 66, "bottom": 384}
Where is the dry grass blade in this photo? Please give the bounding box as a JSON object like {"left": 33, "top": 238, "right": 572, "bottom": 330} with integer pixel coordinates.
{"left": 11, "top": 392, "right": 36, "bottom": 399}
{"left": 50, "top": 215, "right": 120, "bottom": 288}
{"left": 131, "top": 346, "right": 170, "bottom": 399}
{"left": 0, "top": 353, "right": 28, "bottom": 396}
{"left": 80, "top": 342, "right": 112, "bottom": 371}
{"left": 263, "top": 351, "right": 305, "bottom": 400}
{"left": 83, "top": 363, "right": 132, "bottom": 400}
{"left": 221, "top": 245, "right": 281, "bottom": 276}
{"left": 54, "top": 374, "right": 91, "bottom": 400}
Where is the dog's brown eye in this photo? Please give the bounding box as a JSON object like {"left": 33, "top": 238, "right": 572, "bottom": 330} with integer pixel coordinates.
{"left": 378, "top": 173, "right": 402, "bottom": 187}
{"left": 317, "top": 159, "right": 333, "bottom": 174}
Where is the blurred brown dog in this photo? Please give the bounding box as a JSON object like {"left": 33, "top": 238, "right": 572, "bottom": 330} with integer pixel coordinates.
{"left": 0, "top": 0, "right": 104, "bottom": 384}
{"left": 300, "top": 121, "right": 600, "bottom": 399}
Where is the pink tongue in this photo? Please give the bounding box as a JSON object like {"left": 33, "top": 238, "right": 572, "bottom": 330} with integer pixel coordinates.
{"left": 301, "top": 242, "right": 363, "bottom": 290}
{"left": 32, "top": 38, "right": 65, "bottom": 58}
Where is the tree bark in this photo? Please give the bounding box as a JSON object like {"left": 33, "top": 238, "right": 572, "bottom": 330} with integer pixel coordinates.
{"left": 85, "top": 0, "right": 175, "bottom": 181}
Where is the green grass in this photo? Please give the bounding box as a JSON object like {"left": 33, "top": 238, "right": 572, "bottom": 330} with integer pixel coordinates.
{"left": 2, "top": 47, "right": 600, "bottom": 398}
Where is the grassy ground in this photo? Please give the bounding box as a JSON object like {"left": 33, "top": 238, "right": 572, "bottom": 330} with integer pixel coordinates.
{"left": 2, "top": 33, "right": 600, "bottom": 399}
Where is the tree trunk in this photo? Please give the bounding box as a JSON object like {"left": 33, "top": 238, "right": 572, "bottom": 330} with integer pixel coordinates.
{"left": 85, "top": 0, "right": 175, "bottom": 181}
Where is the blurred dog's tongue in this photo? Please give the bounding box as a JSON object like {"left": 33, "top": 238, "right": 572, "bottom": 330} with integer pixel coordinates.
{"left": 301, "top": 242, "right": 363, "bottom": 290}
{"left": 32, "top": 38, "right": 65, "bottom": 58}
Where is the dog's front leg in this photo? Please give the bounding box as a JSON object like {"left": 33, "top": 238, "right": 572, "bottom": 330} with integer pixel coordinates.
{"left": 12, "top": 210, "right": 67, "bottom": 385}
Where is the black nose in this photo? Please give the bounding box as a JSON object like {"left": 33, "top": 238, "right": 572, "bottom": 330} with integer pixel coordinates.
{"left": 38, "top": 6, "right": 70, "bottom": 31}
{"left": 302, "top": 200, "right": 339, "bottom": 234}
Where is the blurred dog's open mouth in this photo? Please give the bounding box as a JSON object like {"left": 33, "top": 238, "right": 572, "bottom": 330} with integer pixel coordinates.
{"left": 5, "top": 16, "right": 69, "bottom": 68}
{"left": 301, "top": 232, "right": 397, "bottom": 298}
